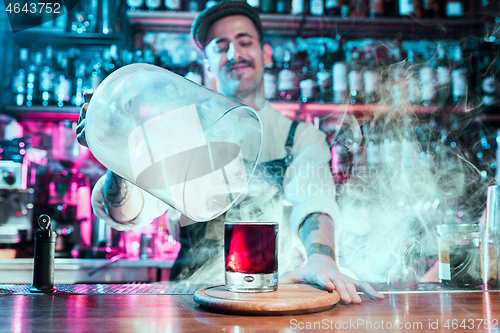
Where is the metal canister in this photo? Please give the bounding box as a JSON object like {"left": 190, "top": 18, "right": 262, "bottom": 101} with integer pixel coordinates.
{"left": 30, "top": 215, "right": 57, "bottom": 293}
{"left": 437, "top": 224, "right": 481, "bottom": 288}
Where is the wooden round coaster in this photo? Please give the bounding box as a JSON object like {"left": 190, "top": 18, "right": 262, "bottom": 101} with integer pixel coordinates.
{"left": 193, "top": 283, "right": 340, "bottom": 316}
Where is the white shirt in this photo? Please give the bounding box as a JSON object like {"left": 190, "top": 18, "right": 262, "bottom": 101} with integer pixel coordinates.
{"left": 92, "top": 103, "right": 340, "bottom": 244}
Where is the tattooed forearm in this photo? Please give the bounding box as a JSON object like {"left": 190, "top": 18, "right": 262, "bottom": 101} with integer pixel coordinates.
{"left": 298, "top": 213, "right": 336, "bottom": 260}
{"left": 103, "top": 170, "right": 131, "bottom": 208}
{"left": 307, "top": 243, "right": 335, "bottom": 260}
{"left": 298, "top": 212, "right": 322, "bottom": 241}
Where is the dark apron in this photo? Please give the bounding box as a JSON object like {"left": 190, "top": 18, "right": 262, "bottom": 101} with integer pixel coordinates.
{"left": 169, "top": 121, "right": 299, "bottom": 281}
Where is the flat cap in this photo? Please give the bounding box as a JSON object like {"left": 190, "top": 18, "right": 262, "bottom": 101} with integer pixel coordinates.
{"left": 191, "top": 0, "right": 264, "bottom": 51}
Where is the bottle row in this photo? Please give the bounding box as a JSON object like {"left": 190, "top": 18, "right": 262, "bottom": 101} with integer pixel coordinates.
{"left": 267, "top": 39, "right": 500, "bottom": 108}
{"left": 10, "top": 43, "right": 203, "bottom": 108}
{"left": 9, "top": 38, "right": 500, "bottom": 109}
{"left": 325, "top": 115, "right": 497, "bottom": 185}
{"left": 12, "top": 46, "right": 122, "bottom": 107}
{"left": 128, "top": 0, "right": 492, "bottom": 19}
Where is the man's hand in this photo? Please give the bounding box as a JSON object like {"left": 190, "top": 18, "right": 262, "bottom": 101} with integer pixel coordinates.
{"left": 76, "top": 90, "right": 93, "bottom": 148}
{"left": 279, "top": 254, "right": 384, "bottom": 304}
{"left": 290, "top": 212, "right": 384, "bottom": 304}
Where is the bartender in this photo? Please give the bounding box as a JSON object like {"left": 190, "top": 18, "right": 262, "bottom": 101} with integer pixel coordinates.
{"left": 76, "top": 0, "right": 383, "bottom": 304}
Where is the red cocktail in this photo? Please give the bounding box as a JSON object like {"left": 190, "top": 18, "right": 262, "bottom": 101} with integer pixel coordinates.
{"left": 224, "top": 222, "right": 278, "bottom": 292}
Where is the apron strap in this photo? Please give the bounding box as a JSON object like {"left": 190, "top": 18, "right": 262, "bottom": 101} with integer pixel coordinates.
{"left": 284, "top": 121, "right": 299, "bottom": 165}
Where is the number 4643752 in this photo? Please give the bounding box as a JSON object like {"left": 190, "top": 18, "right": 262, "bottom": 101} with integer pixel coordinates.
{"left": 5, "top": 2, "right": 62, "bottom": 14}
{"left": 444, "top": 319, "right": 498, "bottom": 330}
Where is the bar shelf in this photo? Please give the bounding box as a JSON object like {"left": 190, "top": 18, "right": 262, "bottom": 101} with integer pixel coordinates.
{"left": 11, "top": 29, "right": 125, "bottom": 47}
{"left": 127, "top": 10, "right": 482, "bottom": 39}
{"left": 3, "top": 106, "right": 80, "bottom": 121}
{"left": 2, "top": 103, "right": 478, "bottom": 122}
{"left": 270, "top": 102, "right": 472, "bottom": 121}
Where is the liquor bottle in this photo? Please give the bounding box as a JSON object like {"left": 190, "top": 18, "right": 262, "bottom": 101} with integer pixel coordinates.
{"left": 185, "top": 0, "right": 206, "bottom": 11}
{"left": 348, "top": 47, "right": 364, "bottom": 104}
{"left": 109, "top": 45, "right": 122, "bottom": 72}
{"left": 81, "top": 0, "right": 98, "bottom": 32}
{"left": 407, "top": 49, "right": 421, "bottom": 105}
{"left": 310, "top": 0, "right": 324, "bottom": 15}
{"left": 40, "top": 47, "right": 56, "bottom": 107}
{"left": 146, "top": 0, "right": 163, "bottom": 11}
{"left": 12, "top": 48, "right": 29, "bottom": 106}
{"left": 333, "top": 41, "right": 348, "bottom": 104}
{"left": 399, "top": 0, "right": 421, "bottom": 17}
{"left": 375, "top": 44, "right": 389, "bottom": 101}
{"left": 263, "top": 59, "right": 278, "bottom": 101}
{"left": 419, "top": 47, "right": 437, "bottom": 106}
{"left": 369, "top": 0, "right": 384, "bottom": 18}
{"left": 55, "top": 53, "right": 73, "bottom": 107}
{"left": 90, "top": 52, "right": 105, "bottom": 91}
{"left": 480, "top": 55, "right": 499, "bottom": 110}
{"left": 26, "top": 52, "right": 42, "bottom": 107}
{"left": 278, "top": 51, "right": 300, "bottom": 101}
{"left": 365, "top": 120, "right": 380, "bottom": 173}
{"left": 74, "top": 63, "right": 86, "bottom": 107}
{"left": 165, "top": 0, "right": 181, "bottom": 10}
{"left": 101, "top": 48, "right": 113, "bottom": 75}
{"left": 422, "top": 0, "right": 443, "bottom": 18}
{"left": 436, "top": 43, "right": 451, "bottom": 106}
{"left": 316, "top": 45, "right": 333, "bottom": 103}
{"left": 299, "top": 58, "right": 317, "bottom": 103}
{"left": 451, "top": 45, "right": 467, "bottom": 107}
{"left": 134, "top": 50, "right": 144, "bottom": 63}
{"left": 340, "top": 0, "right": 350, "bottom": 17}
{"left": 382, "top": 119, "right": 399, "bottom": 173}
{"left": 399, "top": 0, "right": 414, "bottom": 16}
{"left": 391, "top": 43, "right": 407, "bottom": 105}
{"left": 122, "top": 49, "right": 134, "bottom": 66}
{"left": 143, "top": 48, "right": 155, "bottom": 65}
{"left": 325, "top": 0, "right": 340, "bottom": 15}
{"left": 261, "top": 0, "right": 276, "bottom": 13}
{"left": 295, "top": 51, "right": 313, "bottom": 103}
{"left": 276, "top": 0, "right": 292, "bottom": 13}
{"left": 127, "top": 0, "right": 144, "bottom": 11}
{"left": 363, "top": 46, "right": 380, "bottom": 104}
{"left": 350, "top": 0, "right": 368, "bottom": 17}
{"left": 299, "top": 67, "right": 316, "bottom": 103}
{"left": 51, "top": 51, "right": 62, "bottom": 105}
{"left": 445, "top": 0, "right": 463, "bottom": 18}
{"left": 291, "top": 0, "right": 308, "bottom": 14}
{"left": 330, "top": 126, "right": 351, "bottom": 184}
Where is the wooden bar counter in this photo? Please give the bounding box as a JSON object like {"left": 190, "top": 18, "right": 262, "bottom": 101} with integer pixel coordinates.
{"left": 1, "top": 283, "right": 499, "bottom": 332}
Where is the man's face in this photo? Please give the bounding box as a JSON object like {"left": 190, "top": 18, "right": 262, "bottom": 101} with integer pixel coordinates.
{"left": 204, "top": 15, "right": 272, "bottom": 99}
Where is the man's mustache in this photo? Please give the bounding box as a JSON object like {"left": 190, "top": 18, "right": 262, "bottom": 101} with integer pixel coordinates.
{"left": 227, "top": 59, "right": 255, "bottom": 70}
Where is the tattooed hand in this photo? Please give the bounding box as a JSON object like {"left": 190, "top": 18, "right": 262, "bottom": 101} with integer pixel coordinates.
{"left": 279, "top": 213, "right": 384, "bottom": 304}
